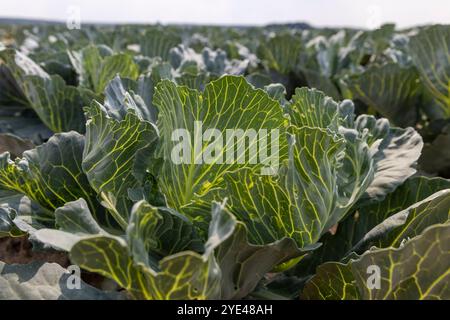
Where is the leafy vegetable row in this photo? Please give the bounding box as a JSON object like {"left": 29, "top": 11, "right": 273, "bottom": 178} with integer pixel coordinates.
{"left": 0, "top": 23, "right": 449, "bottom": 300}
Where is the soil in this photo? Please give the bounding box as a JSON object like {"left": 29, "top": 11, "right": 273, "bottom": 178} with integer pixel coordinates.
{"left": 0, "top": 235, "right": 117, "bottom": 290}
{"left": 0, "top": 235, "right": 69, "bottom": 266}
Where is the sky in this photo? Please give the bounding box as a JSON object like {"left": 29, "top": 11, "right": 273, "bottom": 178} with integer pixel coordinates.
{"left": 1, "top": 0, "right": 449, "bottom": 29}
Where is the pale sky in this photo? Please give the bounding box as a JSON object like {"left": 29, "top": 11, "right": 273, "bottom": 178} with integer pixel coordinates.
{"left": 0, "top": 0, "right": 449, "bottom": 28}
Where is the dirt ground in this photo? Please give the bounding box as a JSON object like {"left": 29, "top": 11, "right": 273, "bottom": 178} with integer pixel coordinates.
{"left": 0, "top": 236, "right": 115, "bottom": 290}
{"left": 0, "top": 236, "right": 69, "bottom": 265}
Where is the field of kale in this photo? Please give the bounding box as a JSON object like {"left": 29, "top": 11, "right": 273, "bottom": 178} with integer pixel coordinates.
{"left": 0, "top": 22, "right": 449, "bottom": 300}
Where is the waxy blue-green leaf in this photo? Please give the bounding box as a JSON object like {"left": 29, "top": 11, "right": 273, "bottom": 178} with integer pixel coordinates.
{"left": 258, "top": 32, "right": 302, "bottom": 74}
{"left": 0, "top": 49, "right": 48, "bottom": 79}
{"left": 246, "top": 72, "right": 272, "bottom": 89}
{"left": 54, "top": 198, "right": 105, "bottom": 235}
{"left": 301, "top": 68, "right": 341, "bottom": 100}
{"left": 31, "top": 198, "right": 110, "bottom": 252}
{"left": 104, "top": 75, "right": 158, "bottom": 123}
{"left": 127, "top": 201, "right": 203, "bottom": 269}
{"left": 0, "top": 49, "right": 94, "bottom": 133}
{"left": 153, "top": 75, "right": 287, "bottom": 214}
{"left": 358, "top": 177, "right": 450, "bottom": 234}
{"left": 70, "top": 235, "right": 149, "bottom": 298}
{"left": 141, "top": 28, "right": 182, "bottom": 60}
{"left": 69, "top": 201, "right": 233, "bottom": 299}
{"left": 69, "top": 45, "right": 139, "bottom": 94}
{"left": 357, "top": 116, "right": 423, "bottom": 202}
{"left": 20, "top": 75, "right": 95, "bottom": 133}
{"left": 420, "top": 122, "right": 450, "bottom": 176}
{"left": 32, "top": 198, "right": 225, "bottom": 299}
{"left": 293, "top": 176, "right": 450, "bottom": 278}
{"left": 351, "top": 189, "right": 450, "bottom": 253}
{"left": 0, "top": 188, "right": 51, "bottom": 236}
{"left": 169, "top": 45, "right": 249, "bottom": 78}
{"left": 224, "top": 127, "right": 345, "bottom": 248}
{"left": 0, "top": 63, "right": 28, "bottom": 106}
{"left": 0, "top": 203, "right": 25, "bottom": 238}
{"left": 344, "top": 63, "right": 421, "bottom": 127}
{"left": 69, "top": 199, "right": 311, "bottom": 300}
{"left": 0, "top": 132, "right": 103, "bottom": 226}
{"left": 214, "top": 205, "right": 312, "bottom": 299}
{"left": 82, "top": 102, "right": 160, "bottom": 228}
{"left": 0, "top": 261, "right": 124, "bottom": 300}
{"left": 288, "top": 88, "right": 374, "bottom": 221}
{"left": 159, "top": 62, "right": 210, "bottom": 90}
{"left": 409, "top": 25, "right": 450, "bottom": 118}
{"left": 302, "top": 223, "right": 450, "bottom": 300}
{"left": 299, "top": 32, "right": 346, "bottom": 100}
{"left": 264, "top": 83, "right": 287, "bottom": 105}
{"left": 287, "top": 87, "right": 353, "bottom": 130}
{"left": 307, "top": 32, "right": 346, "bottom": 77}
